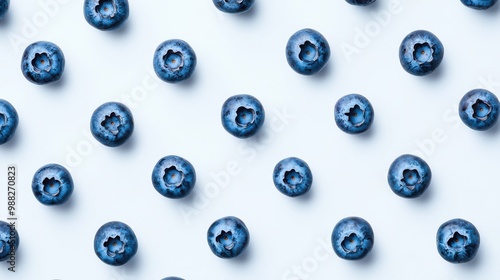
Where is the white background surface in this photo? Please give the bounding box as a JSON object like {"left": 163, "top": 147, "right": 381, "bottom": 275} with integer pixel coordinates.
{"left": 0, "top": 0, "right": 500, "bottom": 279}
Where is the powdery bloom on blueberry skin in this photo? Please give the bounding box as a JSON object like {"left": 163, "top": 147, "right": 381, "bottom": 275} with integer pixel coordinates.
{"left": 21, "top": 41, "right": 65, "bottom": 85}
{"left": 399, "top": 30, "right": 444, "bottom": 76}
{"left": 436, "top": 218, "right": 480, "bottom": 264}
{"left": 0, "top": 99, "right": 19, "bottom": 145}
{"left": 345, "top": 0, "right": 376, "bottom": 6}
{"left": 94, "top": 221, "right": 138, "bottom": 266}
{"left": 286, "top": 28, "right": 330, "bottom": 75}
{"left": 84, "top": 0, "right": 129, "bottom": 30}
{"left": 387, "top": 154, "right": 432, "bottom": 198}
{"left": 212, "top": 0, "right": 255, "bottom": 13}
{"left": 207, "top": 216, "right": 250, "bottom": 259}
{"left": 152, "top": 155, "right": 196, "bottom": 199}
{"left": 334, "top": 94, "right": 374, "bottom": 134}
{"left": 460, "top": 0, "right": 497, "bottom": 9}
{"left": 0, "top": 0, "right": 10, "bottom": 20}
{"left": 331, "top": 217, "right": 374, "bottom": 260}
{"left": 90, "top": 102, "right": 134, "bottom": 147}
{"left": 273, "top": 157, "right": 313, "bottom": 197}
{"left": 459, "top": 89, "right": 499, "bottom": 131}
{"left": 0, "top": 220, "right": 19, "bottom": 262}
{"left": 31, "top": 164, "right": 74, "bottom": 206}
{"left": 221, "top": 94, "right": 265, "bottom": 138}
{"left": 153, "top": 39, "right": 197, "bottom": 83}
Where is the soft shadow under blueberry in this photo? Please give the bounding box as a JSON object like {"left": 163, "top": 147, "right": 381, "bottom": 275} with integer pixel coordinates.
{"left": 175, "top": 71, "right": 199, "bottom": 90}
{"left": 412, "top": 183, "right": 433, "bottom": 204}
{"left": 234, "top": 2, "right": 258, "bottom": 20}
{"left": 0, "top": 131, "right": 21, "bottom": 150}
{"left": 116, "top": 134, "right": 137, "bottom": 153}
{"left": 348, "top": 245, "right": 377, "bottom": 266}
{"left": 458, "top": 249, "right": 483, "bottom": 270}
{"left": 0, "top": 13, "right": 12, "bottom": 28}
{"left": 310, "top": 62, "right": 332, "bottom": 81}
{"left": 107, "top": 22, "right": 131, "bottom": 37}
{"left": 482, "top": 121, "right": 500, "bottom": 136}
{"left": 482, "top": 2, "right": 499, "bottom": 16}
{"left": 229, "top": 243, "right": 253, "bottom": 264}
{"left": 422, "top": 61, "right": 445, "bottom": 82}
{"left": 45, "top": 74, "right": 68, "bottom": 91}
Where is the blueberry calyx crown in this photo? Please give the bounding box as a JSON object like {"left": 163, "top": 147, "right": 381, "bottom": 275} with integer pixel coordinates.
{"left": 104, "top": 235, "right": 125, "bottom": 257}
{"left": 42, "top": 177, "right": 62, "bottom": 196}
{"left": 163, "top": 50, "right": 184, "bottom": 71}
{"left": 299, "top": 41, "right": 318, "bottom": 63}
{"left": 216, "top": 230, "right": 235, "bottom": 250}
{"left": 235, "top": 106, "right": 256, "bottom": 127}
{"left": 96, "top": 0, "right": 117, "bottom": 18}
{"left": 163, "top": 166, "right": 184, "bottom": 187}
{"left": 283, "top": 169, "right": 303, "bottom": 188}
{"left": 341, "top": 233, "right": 361, "bottom": 253}
{"left": 401, "top": 169, "right": 421, "bottom": 190}
{"left": 101, "top": 112, "right": 121, "bottom": 135}
{"left": 447, "top": 232, "right": 467, "bottom": 249}
{"left": 345, "top": 105, "right": 365, "bottom": 126}
{"left": 32, "top": 53, "right": 52, "bottom": 73}
{"left": 413, "top": 42, "right": 434, "bottom": 64}
{"left": 472, "top": 99, "right": 491, "bottom": 121}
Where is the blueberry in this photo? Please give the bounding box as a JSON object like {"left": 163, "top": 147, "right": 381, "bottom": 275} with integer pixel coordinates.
{"left": 345, "top": 0, "right": 376, "bottom": 6}
{"left": 273, "top": 157, "right": 313, "bottom": 197}
{"left": 84, "top": 0, "right": 129, "bottom": 31}
{"left": 0, "top": 0, "right": 9, "bottom": 20}
{"left": 21, "top": 41, "right": 65, "bottom": 85}
{"left": 162, "top": 278, "right": 184, "bottom": 280}
{"left": 221, "top": 94, "right": 265, "bottom": 138}
{"left": 334, "top": 94, "right": 374, "bottom": 134}
{"left": 152, "top": 155, "right": 196, "bottom": 199}
{"left": 331, "top": 217, "right": 374, "bottom": 260}
{"left": 399, "top": 30, "right": 444, "bottom": 76}
{"left": 90, "top": 102, "right": 134, "bottom": 147}
{"left": 207, "top": 216, "right": 249, "bottom": 259}
{"left": 153, "top": 39, "right": 197, "bottom": 83}
{"left": 459, "top": 89, "right": 499, "bottom": 131}
{"left": 0, "top": 99, "right": 18, "bottom": 145}
{"left": 212, "top": 0, "right": 255, "bottom": 13}
{"left": 387, "top": 154, "right": 431, "bottom": 198}
{"left": 0, "top": 220, "right": 19, "bottom": 262}
{"left": 94, "top": 221, "right": 138, "bottom": 266}
{"left": 437, "top": 218, "right": 480, "bottom": 263}
{"left": 460, "top": 0, "right": 497, "bottom": 9}
{"left": 286, "top": 28, "right": 330, "bottom": 75}
{"left": 32, "top": 163, "right": 74, "bottom": 206}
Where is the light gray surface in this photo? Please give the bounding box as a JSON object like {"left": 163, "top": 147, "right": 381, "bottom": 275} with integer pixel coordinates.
{"left": 0, "top": 0, "right": 499, "bottom": 279}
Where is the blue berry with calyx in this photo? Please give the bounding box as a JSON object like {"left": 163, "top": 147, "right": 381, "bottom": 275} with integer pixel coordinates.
{"left": 331, "top": 217, "right": 374, "bottom": 260}
{"left": 207, "top": 216, "right": 249, "bottom": 259}
{"left": 212, "top": 0, "right": 255, "bottom": 13}
{"left": 21, "top": 41, "right": 65, "bottom": 85}
{"left": 346, "top": 0, "right": 376, "bottom": 5}
{"left": 221, "top": 94, "right": 265, "bottom": 138}
{"left": 0, "top": 99, "right": 18, "bottom": 145}
{"left": 84, "top": 0, "right": 129, "bottom": 30}
{"left": 0, "top": 0, "right": 10, "bottom": 20}
{"left": 437, "top": 218, "right": 480, "bottom": 263}
{"left": 286, "top": 28, "right": 330, "bottom": 75}
{"left": 94, "top": 221, "right": 138, "bottom": 266}
{"left": 90, "top": 102, "right": 134, "bottom": 147}
{"left": 153, "top": 39, "right": 197, "bottom": 83}
{"left": 152, "top": 155, "right": 196, "bottom": 199}
{"left": 32, "top": 163, "right": 74, "bottom": 206}
{"left": 273, "top": 157, "right": 313, "bottom": 197}
{"left": 460, "top": 0, "right": 497, "bottom": 9}
{"left": 334, "top": 94, "right": 374, "bottom": 134}
{"left": 0, "top": 220, "right": 19, "bottom": 262}
{"left": 399, "top": 30, "right": 444, "bottom": 76}
{"left": 459, "top": 89, "right": 499, "bottom": 131}
{"left": 388, "top": 154, "right": 431, "bottom": 198}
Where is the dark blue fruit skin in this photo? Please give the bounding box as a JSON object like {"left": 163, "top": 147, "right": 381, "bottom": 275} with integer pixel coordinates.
{"left": 331, "top": 217, "right": 374, "bottom": 260}
{"left": 273, "top": 157, "right": 313, "bottom": 197}
{"left": 221, "top": 94, "right": 265, "bottom": 138}
{"left": 153, "top": 39, "right": 197, "bottom": 83}
{"left": 32, "top": 163, "right": 74, "bottom": 206}
{"left": 461, "top": 0, "right": 497, "bottom": 9}
{"left": 0, "top": 0, "right": 9, "bottom": 20}
{"left": 207, "top": 216, "right": 249, "bottom": 259}
{"left": 334, "top": 94, "right": 374, "bottom": 134}
{"left": 90, "top": 102, "right": 134, "bottom": 147}
{"left": 459, "top": 89, "right": 499, "bottom": 131}
{"left": 399, "top": 30, "right": 444, "bottom": 76}
{"left": 0, "top": 220, "right": 19, "bottom": 262}
{"left": 213, "top": 0, "right": 255, "bottom": 13}
{"left": 437, "top": 218, "right": 480, "bottom": 263}
{"left": 152, "top": 155, "right": 196, "bottom": 199}
{"left": 84, "top": 0, "right": 129, "bottom": 30}
{"left": 0, "top": 99, "right": 18, "bottom": 145}
{"left": 286, "top": 28, "right": 330, "bottom": 75}
{"left": 388, "top": 154, "right": 431, "bottom": 198}
{"left": 346, "top": 0, "right": 376, "bottom": 6}
{"left": 21, "top": 41, "right": 65, "bottom": 85}
{"left": 94, "top": 221, "right": 138, "bottom": 266}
